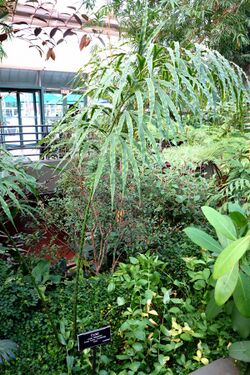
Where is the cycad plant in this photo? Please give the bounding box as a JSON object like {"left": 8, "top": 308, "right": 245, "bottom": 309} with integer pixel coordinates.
{"left": 44, "top": 1, "right": 249, "bottom": 341}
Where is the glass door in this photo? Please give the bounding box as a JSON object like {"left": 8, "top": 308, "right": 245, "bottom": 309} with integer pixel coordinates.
{"left": 0, "top": 92, "right": 20, "bottom": 147}
{"left": 0, "top": 90, "right": 42, "bottom": 159}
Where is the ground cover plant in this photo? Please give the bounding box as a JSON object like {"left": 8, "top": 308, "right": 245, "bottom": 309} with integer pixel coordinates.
{"left": 0, "top": 253, "right": 239, "bottom": 374}
{"left": 0, "top": 0, "right": 250, "bottom": 373}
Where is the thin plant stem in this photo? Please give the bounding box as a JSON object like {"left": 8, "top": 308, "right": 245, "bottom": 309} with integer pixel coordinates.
{"left": 72, "top": 181, "right": 95, "bottom": 340}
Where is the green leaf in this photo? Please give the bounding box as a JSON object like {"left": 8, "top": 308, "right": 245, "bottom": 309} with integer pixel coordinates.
{"left": 230, "top": 211, "right": 248, "bottom": 230}
{"left": 229, "top": 341, "right": 250, "bottom": 362}
{"left": 0, "top": 196, "right": 15, "bottom": 227}
{"left": 129, "top": 256, "right": 139, "bottom": 264}
{"left": 232, "top": 306, "right": 250, "bottom": 339}
{"left": 117, "top": 297, "right": 125, "bottom": 306}
{"left": 145, "top": 289, "right": 154, "bottom": 301}
{"left": 32, "top": 260, "right": 50, "bottom": 284}
{"left": 216, "top": 232, "right": 233, "bottom": 248}
{"left": 233, "top": 272, "right": 250, "bottom": 318}
{"left": 206, "top": 294, "right": 223, "bottom": 320}
{"left": 134, "top": 330, "right": 146, "bottom": 341}
{"left": 213, "top": 235, "right": 250, "bottom": 279}
{"left": 228, "top": 203, "right": 246, "bottom": 216}
{"left": 184, "top": 227, "right": 223, "bottom": 254}
{"left": 132, "top": 343, "right": 143, "bottom": 352}
{"left": 129, "top": 361, "right": 141, "bottom": 371}
{"left": 121, "top": 141, "right": 129, "bottom": 196}
{"left": 160, "top": 325, "right": 169, "bottom": 336}
{"left": 146, "top": 78, "right": 155, "bottom": 119}
{"left": 214, "top": 264, "right": 239, "bottom": 305}
{"left": 66, "top": 355, "right": 74, "bottom": 370}
{"left": 109, "top": 135, "right": 117, "bottom": 207}
{"left": 202, "top": 206, "right": 237, "bottom": 241}
{"left": 58, "top": 333, "right": 66, "bottom": 346}
{"left": 92, "top": 137, "right": 110, "bottom": 195}
{"left": 135, "top": 90, "right": 146, "bottom": 156}
{"left": 108, "top": 282, "right": 115, "bottom": 293}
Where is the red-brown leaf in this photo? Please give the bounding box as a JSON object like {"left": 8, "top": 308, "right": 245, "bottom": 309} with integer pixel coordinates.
{"left": 63, "top": 29, "right": 76, "bottom": 37}
{"left": 79, "top": 34, "right": 91, "bottom": 50}
{"left": 32, "top": 15, "right": 48, "bottom": 24}
{"left": 0, "top": 33, "right": 8, "bottom": 42}
{"left": 34, "top": 27, "right": 42, "bottom": 36}
{"left": 73, "top": 14, "right": 82, "bottom": 25}
{"left": 82, "top": 14, "right": 89, "bottom": 21}
{"left": 46, "top": 47, "right": 56, "bottom": 61}
{"left": 13, "top": 21, "right": 28, "bottom": 25}
{"left": 50, "top": 27, "right": 59, "bottom": 38}
{"left": 57, "top": 38, "right": 64, "bottom": 45}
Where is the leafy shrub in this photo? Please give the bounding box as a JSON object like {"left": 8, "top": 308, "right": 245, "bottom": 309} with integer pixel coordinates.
{"left": 39, "top": 162, "right": 212, "bottom": 275}
{"left": 106, "top": 253, "right": 236, "bottom": 374}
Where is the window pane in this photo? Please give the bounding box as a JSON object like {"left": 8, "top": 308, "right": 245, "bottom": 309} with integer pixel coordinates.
{"left": 0, "top": 92, "right": 20, "bottom": 146}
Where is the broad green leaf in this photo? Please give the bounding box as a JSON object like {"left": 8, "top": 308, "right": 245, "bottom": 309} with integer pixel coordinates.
{"left": 205, "top": 294, "right": 223, "bottom": 320}
{"left": 214, "top": 264, "right": 239, "bottom": 306}
{"left": 228, "top": 202, "right": 246, "bottom": 216}
{"left": 213, "top": 235, "right": 250, "bottom": 279}
{"left": 229, "top": 341, "right": 250, "bottom": 362}
{"left": 32, "top": 260, "right": 50, "bottom": 284}
{"left": 184, "top": 227, "right": 222, "bottom": 254}
{"left": 202, "top": 206, "right": 237, "bottom": 241}
{"left": 230, "top": 211, "right": 248, "bottom": 231}
{"left": 232, "top": 306, "right": 250, "bottom": 339}
{"left": 233, "top": 272, "right": 250, "bottom": 318}
{"left": 216, "top": 232, "right": 233, "bottom": 248}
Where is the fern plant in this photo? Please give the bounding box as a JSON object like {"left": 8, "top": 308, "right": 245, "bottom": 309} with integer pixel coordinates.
{"left": 0, "top": 147, "right": 37, "bottom": 227}
{"left": 208, "top": 138, "right": 250, "bottom": 212}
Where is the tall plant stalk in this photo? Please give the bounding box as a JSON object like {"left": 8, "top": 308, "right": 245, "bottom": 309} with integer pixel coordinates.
{"left": 72, "top": 182, "right": 94, "bottom": 339}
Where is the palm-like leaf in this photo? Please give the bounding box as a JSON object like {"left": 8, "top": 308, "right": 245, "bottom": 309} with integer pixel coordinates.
{"left": 45, "top": 42, "right": 249, "bottom": 204}
{"left": 0, "top": 339, "right": 17, "bottom": 364}
{"left": 0, "top": 148, "right": 37, "bottom": 226}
